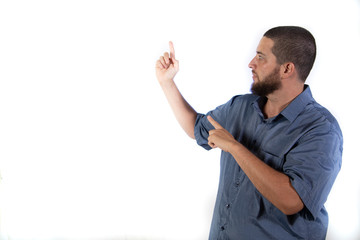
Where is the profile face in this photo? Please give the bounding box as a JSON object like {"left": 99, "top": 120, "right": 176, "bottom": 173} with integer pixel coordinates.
{"left": 248, "top": 37, "right": 281, "bottom": 96}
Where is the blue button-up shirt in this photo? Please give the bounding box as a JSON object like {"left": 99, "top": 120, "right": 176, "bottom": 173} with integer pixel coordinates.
{"left": 194, "top": 85, "right": 342, "bottom": 240}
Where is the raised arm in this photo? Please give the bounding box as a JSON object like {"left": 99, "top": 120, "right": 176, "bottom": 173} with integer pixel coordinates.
{"left": 155, "top": 42, "right": 197, "bottom": 139}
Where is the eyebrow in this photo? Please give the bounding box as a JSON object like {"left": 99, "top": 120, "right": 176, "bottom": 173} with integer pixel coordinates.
{"left": 256, "top": 51, "right": 266, "bottom": 56}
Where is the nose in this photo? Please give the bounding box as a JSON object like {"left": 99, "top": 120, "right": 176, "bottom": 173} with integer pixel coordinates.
{"left": 248, "top": 57, "right": 256, "bottom": 70}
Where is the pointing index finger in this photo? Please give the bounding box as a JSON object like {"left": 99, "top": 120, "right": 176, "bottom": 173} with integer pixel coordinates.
{"left": 207, "top": 115, "right": 223, "bottom": 130}
{"left": 169, "top": 41, "right": 175, "bottom": 59}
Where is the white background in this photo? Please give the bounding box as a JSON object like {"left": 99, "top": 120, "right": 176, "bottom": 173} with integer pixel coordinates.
{"left": 0, "top": 0, "right": 359, "bottom": 239}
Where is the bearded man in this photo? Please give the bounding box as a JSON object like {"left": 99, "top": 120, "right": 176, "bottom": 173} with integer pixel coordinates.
{"left": 155, "top": 26, "right": 342, "bottom": 240}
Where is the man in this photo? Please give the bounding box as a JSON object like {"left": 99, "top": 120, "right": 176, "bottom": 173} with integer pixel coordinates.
{"left": 155, "top": 26, "right": 342, "bottom": 239}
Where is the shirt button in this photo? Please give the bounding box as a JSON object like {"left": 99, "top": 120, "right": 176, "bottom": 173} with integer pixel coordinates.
{"left": 220, "top": 226, "right": 225, "bottom": 231}
{"left": 226, "top": 204, "right": 230, "bottom": 209}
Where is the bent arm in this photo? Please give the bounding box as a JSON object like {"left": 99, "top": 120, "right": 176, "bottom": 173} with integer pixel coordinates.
{"left": 229, "top": 142, "right": 304, "bottom": 215}
{"left": 208, "top": 116, "right": 303, "bottom": 215}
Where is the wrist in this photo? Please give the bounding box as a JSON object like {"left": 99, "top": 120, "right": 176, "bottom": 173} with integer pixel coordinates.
{"left": 159, "top": 78, "right": 175, "bottom": 88}
{"left": 228, "top": 140, "right": 242, "bottom": 155}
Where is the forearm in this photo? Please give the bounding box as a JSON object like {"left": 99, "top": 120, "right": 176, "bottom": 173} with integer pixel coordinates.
{"left": 160, "top": 79, "right": 197, "bottom": 139}
{"left": 229, "top": 141, "right": 304, "bottom": 215}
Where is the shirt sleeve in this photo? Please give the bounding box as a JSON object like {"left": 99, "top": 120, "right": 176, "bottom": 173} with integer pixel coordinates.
{"left": 194, "top": 96, "right": 237, "bottom": 150}
{"left": 283, "top": 124, "right": 343, "bottom": 220}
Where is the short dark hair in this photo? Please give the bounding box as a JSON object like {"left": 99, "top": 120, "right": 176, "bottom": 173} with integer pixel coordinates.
{"left": 263, "top": 26, "right": 316, "bottom": 82}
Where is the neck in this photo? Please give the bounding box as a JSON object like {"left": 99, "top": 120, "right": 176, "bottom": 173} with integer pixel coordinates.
{"left": 263, "top": 83, "right": 304, "bottom": 119}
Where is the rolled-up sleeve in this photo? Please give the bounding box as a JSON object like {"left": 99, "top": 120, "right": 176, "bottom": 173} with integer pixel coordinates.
{"left": 284, "top": 124, "right": 343, "bottom": 219}
{"left": 194, "top": 96, "right": 238, "bottom": 151}
{"left": 194, "top": 113, "right": 213, "bottom": 150}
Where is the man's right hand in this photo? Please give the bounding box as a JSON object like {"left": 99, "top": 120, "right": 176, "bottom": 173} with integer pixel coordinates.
{"left": 155, "top": 41, "right": 179, "bottom": 85}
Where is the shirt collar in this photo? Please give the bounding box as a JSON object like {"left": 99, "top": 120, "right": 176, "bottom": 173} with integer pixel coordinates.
{"left": 252, "top": 85, "right": 314, "bottom": 123}
{"left": 281, "top": 85, "right": 314, "bottom": 122}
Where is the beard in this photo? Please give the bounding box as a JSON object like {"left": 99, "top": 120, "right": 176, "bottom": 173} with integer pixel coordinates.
{"left": 251, "top": 66, "right": 281, "bottom": 97}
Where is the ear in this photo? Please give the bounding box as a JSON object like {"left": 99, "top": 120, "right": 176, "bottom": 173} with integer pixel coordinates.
{"left": 280, "top": 62, "right": 295, "bottom": 78}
